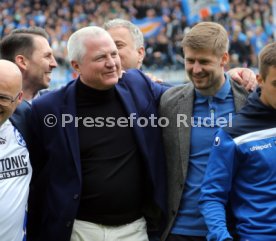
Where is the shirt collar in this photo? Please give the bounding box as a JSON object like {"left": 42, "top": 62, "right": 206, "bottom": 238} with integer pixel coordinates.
{"left": 195, "top": 73, "right": 231, "bottom": 102}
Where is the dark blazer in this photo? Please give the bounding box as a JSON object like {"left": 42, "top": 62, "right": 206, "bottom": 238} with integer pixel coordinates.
{"left": 27, "top": 69, "right": 169, "bottom": 241}
{"left": 10, "top": 100, "right": 31, "bottom": 142}
{"left": 159, "top": 79, "right": 249, "bottom": 240}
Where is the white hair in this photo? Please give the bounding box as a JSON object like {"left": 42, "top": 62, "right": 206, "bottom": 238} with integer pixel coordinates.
{"left": 103, "top": 19, "right": 144, "bottom": 49}
{"left": 67, "top": 26, "right": 112, "bottom": 63}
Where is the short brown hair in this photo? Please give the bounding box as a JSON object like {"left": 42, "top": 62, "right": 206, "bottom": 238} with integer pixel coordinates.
{"left": 258, "top": 42, "right": 276, "bottom": 80}
{"left": 0, "top": 26, "right": 49, "bottom": 62}
{"left": 182, "top": 22, "right": 229, "bottom": 56}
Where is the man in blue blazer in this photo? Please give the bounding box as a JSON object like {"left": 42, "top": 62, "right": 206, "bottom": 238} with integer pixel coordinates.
{"left": 27, "top": 26, "right": 168, "bottom": 241}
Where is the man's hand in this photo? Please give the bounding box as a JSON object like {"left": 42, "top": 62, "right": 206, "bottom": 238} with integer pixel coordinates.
{"left": 145, "top": 72, "right": 163, "bottom": 83}
{"left": 227, "top": 67, "right": 257, "bottom": 92}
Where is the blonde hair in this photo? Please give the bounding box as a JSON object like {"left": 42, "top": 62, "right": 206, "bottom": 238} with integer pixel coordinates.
{"left": 182, "top": 22, "right": 229, "bottom": 56}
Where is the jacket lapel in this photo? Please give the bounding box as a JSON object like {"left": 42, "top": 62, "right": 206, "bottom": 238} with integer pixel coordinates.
{"left": 115, "top": 82, "right": 146, "bottom": 145}
{"left": 178, "top": 84, "right": 194, "bottom": 180}
{"left": 61, "top": 80, "right": 82, "bottom": 181}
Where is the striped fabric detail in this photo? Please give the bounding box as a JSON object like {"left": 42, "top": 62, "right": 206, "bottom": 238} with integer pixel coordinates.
{"left": 233, "top": 127, "right": 276, "bottom": 145}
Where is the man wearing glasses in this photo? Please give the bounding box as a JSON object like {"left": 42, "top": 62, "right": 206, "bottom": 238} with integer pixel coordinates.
{"left": 0, "top": 59, "right": 32, "bottom": 241}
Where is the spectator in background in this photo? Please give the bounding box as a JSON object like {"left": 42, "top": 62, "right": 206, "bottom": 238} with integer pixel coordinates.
{"left": 147, "top": 31, "right": 173, "bottom": 70}
{"left": 103, "top": 18, "right": 145, "bottom": 70}
{"left": 0, "top": 26, "right": 57, "bottom": 102}
{"left": 249, "top": 26, "right": 269, "bottom": 66}
{"left": 200, "top": 42, "right": 276, "bottom": 241}
{"left": 229, "top": 25, "right": 252, "bottom": 68}
{"left": 104, "top": 18, "right": 166, "bottom": 83}
{"left": 0, "top": 59, "right": 32, "bottom": 241}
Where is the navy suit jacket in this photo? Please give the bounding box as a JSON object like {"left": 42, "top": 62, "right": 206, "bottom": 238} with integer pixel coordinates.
{"left": 27, "top": 69, "right": 169, "bottom": 241}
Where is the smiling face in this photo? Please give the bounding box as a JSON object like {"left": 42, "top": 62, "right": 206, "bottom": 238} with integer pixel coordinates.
{"left": 0, "top": 60, "right": 23, "bottom": 126}
{"left": 24, "top": 35, "right": 57, "bottom": 91}
{"left": 257, "top": 66, "right": 276, "bottom": 109}
{"left": 107, "top": 26, "right": 145, "bottom": 70}
{"left": 71, "top": 34, "right": 122, "bottom": 90}
{"left": 184, "top": 47, "right": 228, "bottom": 96}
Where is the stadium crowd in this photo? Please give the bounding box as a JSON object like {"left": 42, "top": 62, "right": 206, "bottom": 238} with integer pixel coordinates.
{"left": 0, "top": 0, "right": 274, "bottom": 71}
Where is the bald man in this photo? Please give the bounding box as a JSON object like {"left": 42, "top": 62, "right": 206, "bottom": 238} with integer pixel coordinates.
{"left": 0, "top": 60, "right": 32, "bottom": 241}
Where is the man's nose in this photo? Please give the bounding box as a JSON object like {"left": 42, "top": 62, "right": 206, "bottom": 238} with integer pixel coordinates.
{"left": 106, "top": 55, "right": 115, "bottom": 67}
{"left": 192, "top": 61, "right": 202, "bottom": 73}
{"left": 50, "top": 56, "right": 58, "bottom": 68}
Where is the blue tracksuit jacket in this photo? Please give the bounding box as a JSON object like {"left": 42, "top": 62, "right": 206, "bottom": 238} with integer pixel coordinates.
{"left": 199, "top": 88, "right": 276, "bottom": 241}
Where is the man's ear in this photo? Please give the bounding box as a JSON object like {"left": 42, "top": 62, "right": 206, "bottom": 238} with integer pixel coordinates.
{"left": 137, "top": 47, "right": 145, "bottom": 64}
{"left": 16, "top": 91, "right": 24, "bottom": 106}
{"left": 71, "top": 61, "right": 80, "bottom": 73}
{"left": 15, "top": 55, "right": 28, "bottom": 71}
{"left": 256, "top": 74, "right": 264, "bottom": 87}
{"left": 220, "top": 52, "right": 229, "bottom": 66}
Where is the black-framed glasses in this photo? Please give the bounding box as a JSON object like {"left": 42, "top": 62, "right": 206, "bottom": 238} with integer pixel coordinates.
{"left": 0, "top": 92, "right": 21, "bottom": 107}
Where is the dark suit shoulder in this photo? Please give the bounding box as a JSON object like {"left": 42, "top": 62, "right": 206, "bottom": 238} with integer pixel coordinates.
{"left": 10, "top": 100, "right": 31, "bottom": 142}
{"left": 120, "top": 69, "right": 150, "bottom": 87}
{"left": 10, "top": 100, "right": 31, "bottom": 123}
{"left": 119, "top": 69, "right": 168, "bottom": 102}
{"left": 122, "top": 69, "right": 144, "bottom": 78}
{"left": 32, "top": 80, "right": 75, "bottom": 107}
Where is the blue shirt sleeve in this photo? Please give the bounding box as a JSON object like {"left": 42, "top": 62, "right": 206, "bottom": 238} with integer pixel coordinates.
{"left": 199, "top": 129, "right": 239, "bottom": 241}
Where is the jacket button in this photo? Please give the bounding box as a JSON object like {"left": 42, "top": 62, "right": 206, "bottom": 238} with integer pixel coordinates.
{"left": 73, "top": 194, "right": 79, "bottom": 200}
{"left": 171, "top": 210, "right": 176, "bottom": 215}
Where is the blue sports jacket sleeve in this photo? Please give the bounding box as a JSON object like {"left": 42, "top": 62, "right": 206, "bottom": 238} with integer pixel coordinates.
{"left": 199, "top": 129, "right": 239, "bottom": 241}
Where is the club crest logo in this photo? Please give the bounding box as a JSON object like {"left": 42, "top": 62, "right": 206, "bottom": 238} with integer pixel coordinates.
{"left": 14, "top": 128, "right": 26, "bottom": 147}
{"left": 214, "top": 136, "right": 220, "bottom": 146}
